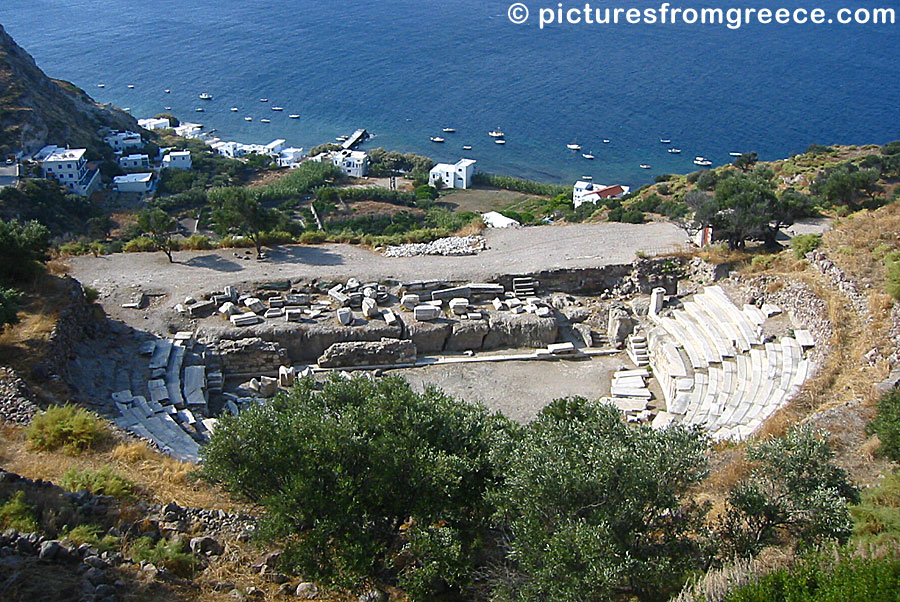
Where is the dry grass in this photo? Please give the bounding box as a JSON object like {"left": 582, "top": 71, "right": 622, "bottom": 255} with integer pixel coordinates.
{"left": 0, "top": 425, "right": 245, "bottom": 510}
{"left": 455, "top": 219, "right": 487, "bottom": 237}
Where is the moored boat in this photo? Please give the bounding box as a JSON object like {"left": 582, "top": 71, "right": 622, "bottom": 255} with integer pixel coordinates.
{"left": 668, "top": 148, "right": 682, "bottom": 154}
{"left": 567, "top": 143, "right": 581, "bottom": 151}
{"left": 462, "top": 145, "right": 472, "bottom": 150}
{"left": 495, "top": 139, "right": 506, "bottom": 145}
{"left": 430, "top": 136, "right": 445, "bottom": 143}
{"left": 489, "top": 128, "right": 504, "bottom": 138}
{"left": 289, "top": 114, "right": 300, "bottom": 119}
{"left": 199, "top": 92, "right": 213, "bottom": 100}
{"left": 582, "top": 152, "right": 595, "bottom": 160}
{"left": 640, "top": 164, "right": 651, "bottom": 169}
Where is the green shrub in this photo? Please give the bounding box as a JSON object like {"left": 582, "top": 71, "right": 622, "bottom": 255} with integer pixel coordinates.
{"left": 62, "top": 524, "right": 120, "bottom": 552}
{"left": 0, "top": 491, "right": 39, "bottom": 532}
{"left": 25, "top": 405, "right": 109, "bottom": 455}
{"left": 122, "top": 236, "right": 156, "bottom": 253}
{"left": 179, "top": 235, "right": 213, "bottom": 250}
{"left": 723, "top": 550, "right": 900, "bottom": 602}
{"left": 260, "top": 230, "right": 294, "bottom": 245}
{"left": 61, "top": 466, "right": 135, "bottom": 500}
{"left": 299, "top": 230, "right": 327, "bottom": 244}
{"left": 751, "top": 255, "right": 775, "bottom": 271}
{"left": 871, "top": 389, "right": 900, "bottom": 461}
{"left": 58, "top": 240, "right": 92, "bottom": 256}
{"left": 130, "top": 536, "right": 197, "bottom": 577}
{"left": 852, "top": 471, "right": 900, "bottom": 547}
{"left": 885, "top": 252, "right": 900, "bottom": 301}
{"left": 791, "top": 233, "right": 822, "bottom": 259}
{"left": 0, "top": 286, "right": 21, "bottom": 329}
{"left": 83, "top": 285, "right": 99, "bottom": 304}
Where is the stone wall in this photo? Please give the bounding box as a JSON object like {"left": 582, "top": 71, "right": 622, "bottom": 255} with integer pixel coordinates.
{"left": 37, "top": 276, "right": 98, "bottom": 383}
{"left": 208, "top": 337, "right": 289, "bottom": 374}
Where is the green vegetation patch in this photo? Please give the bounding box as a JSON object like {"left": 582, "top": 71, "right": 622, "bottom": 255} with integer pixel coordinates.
{"left": 0, "top": 491, "right": 39, "bottom": 532}
{"left": 25, "top": 404, "right": 110, "bottom": 455}
{"left": 130, "top": 536, "right": 197, "bottom": 577}
{"left": 61, "top": 466, "right": 135, "bottom": 500}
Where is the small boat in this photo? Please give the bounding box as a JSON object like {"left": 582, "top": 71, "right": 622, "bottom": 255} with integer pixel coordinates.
{"left": 259, "top": 98, "right": 269, "bottom": 102}
{"left": 231, "top": 107, "right": 239, "bottom": 112}
{"left": 668, "top": 148, "right": 682, "bottom": 154}
{"left": 694, "top": 157, "right": 712, "bottom": 167}
{"left": 199, "top": 92, "right": 213, "bottom": 100}
{"left": 583, "top": 175, "right": 593, "bottom": 181}
{"left": 195, "top": 107, "right": 205, "bottom": 112}
{"left": 660, "top": 139, "right": 671, "bottom": 144}
{"left": 442, "top": 127, "right": 456, "bottom": 133}
{"left": 430, "top": 137, "right": 445, "bottom": 143}
{"left": 582, "top": 153, "right": 595, "bottom": 160}
{"left": 122, "top": 107, "right": 131, "bottom": 112}
{"left": 336, "top": 135, "right": 349, "bottom": 142}
{"left": 489, "top": 128, "right": 505, "bottom": 138}
{"left": 495, "top": 139, "right": 506, "bottom": 145}
{"left": 602, "top": 139, "right": 611, "bottom": 144}
{"left": 97, "top": 84, "right": 105, "bottom": 88}
{"left": 567, "top": 143, "right": 581, "bottom": 151}
{"left": 729, "top": 152, "right": 743, "bottom": 157}
{"left": 127, "top": 84, "right": 135, "bottom": 89}
{"left": 462, "top": 145, "right": 472, "bottom": 151}
{"left": 164, "top": 106, "right": 171, "bottom": 110}
{"left": 260, "top": 118, "right": 271, "bottom": 123}
{"left": 289, "top": 114, "right": 300, "bottom": 119}
{"left": 164, "top": 89, "right": 171, "bottom": 93}
{"left": 640, "top": 164, "right": 652, "bottom": 169}
{"left": 244, "top": 116, "right": 253, "bottom": 122}
{"left": 272, "top": 106, "right": 284, "bottom": 111}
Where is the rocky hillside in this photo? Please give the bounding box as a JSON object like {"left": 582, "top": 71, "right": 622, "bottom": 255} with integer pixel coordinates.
{"left": 0, "top": 25, "right": 139, "bottom": 157}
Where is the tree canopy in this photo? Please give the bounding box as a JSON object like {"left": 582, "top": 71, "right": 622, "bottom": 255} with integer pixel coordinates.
{"left": 137, "top": 208, "right": 178, "bottom": 263}
{"left": 209, "top": 187, "right": 279, "bottom": 257}
{"left": 0, "top": 218, "right": 50, "bottom": 281}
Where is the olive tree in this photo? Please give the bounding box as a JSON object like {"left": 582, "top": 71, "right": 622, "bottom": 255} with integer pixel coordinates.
{"left": 491, "top": 397, "right": 712, "bottom": 602}
{"left": 137, "top": 208, "right": 177, "bottom": 262}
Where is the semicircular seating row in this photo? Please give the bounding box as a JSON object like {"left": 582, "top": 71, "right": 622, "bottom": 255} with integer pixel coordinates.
{"left": 111, "top": 335, "right": 223, "bottom": 463}
{"left": 648, "top": 286, "right": 814, "bottom": 441}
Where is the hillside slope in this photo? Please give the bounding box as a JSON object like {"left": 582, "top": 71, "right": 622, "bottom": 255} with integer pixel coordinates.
{"left": 0, "top": 25, "right": 139, "bottom": 157}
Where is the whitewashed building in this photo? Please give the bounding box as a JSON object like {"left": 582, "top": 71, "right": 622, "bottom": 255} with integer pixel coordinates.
{"left": 162, "top": 150, "right": 192, "bottom": 170}
{"left": 572, "top": 181, "right": 630, "bottom": 208}
{"left": 137, "top": 117, "right": 172, "bottom": 131}
{"left": 174, "top": 122, "right": 204, "bottom": 138}
{"left": 41, "top": 147, "right": 101, "bottom": 196}
{"left": 278, "top": 147, "right": 305, "bottom": 168}
{"left": 429, "top": 158, "right": 476, "bottom": 189}
{"left": 113, "top": 172, "right": 155, "bottom": 194}
{"left": 104, "top": 130, "right": 143, "bottom": 151}
{"left": 482, "top": 211, "right": 520, "bottom": 228}
{"left": 332, "top": 149, "right": 368, "bottom": 178}
{"left": 119, "top": 154, "right": 150, "bottom": 170}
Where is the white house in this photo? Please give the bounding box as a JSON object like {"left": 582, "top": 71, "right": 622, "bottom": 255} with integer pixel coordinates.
{"left": 104, "top": 130, "right": 143, "bottom": 151}
{"left": 113, "top": 172, "right": 155, "bottom": 194}
{"left": 332, "top": 149, "right": 369, "bottom": 178}
{"left": 572, "top": 181, "right": 630, "bottom": 208}
{"left": 119, "top": 154, "right": 150, "bottom": 170}
{"left": 0, "top": 163, "right": 20, "bottom": 189}
{"left": 162, "top": 150, "right": 192, "bottom": 170}
{"left": 429, "top": 158, "right": 476, "bottom": 189}
{"left": 210, "top": 141, "right": 243, "bottom": 159}
{"left": 137, "top": 117, "right": 172, "bottom": 131}
{"left": 41, "top": 147, "right": 100, "bottom": 196}
{"left": 278, "top": 147, "right": 305, "bottom": 168}
{"left": 265, "top": 139, "right": 286, "bottom": 155}
{"left": 174, "top": 122, "right": 204, "bottom": 138}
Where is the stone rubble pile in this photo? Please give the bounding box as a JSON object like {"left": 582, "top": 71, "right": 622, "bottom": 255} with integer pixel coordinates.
{"left": 382, "top": 235, "right": 487, "bottom": 258}
{"left": 0, "top": 366, "right": 40, "bottom": 424}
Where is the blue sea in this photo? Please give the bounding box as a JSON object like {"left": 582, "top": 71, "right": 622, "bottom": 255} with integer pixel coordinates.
{"left": 2, "top": 0, "right": 898, "bottom": 186}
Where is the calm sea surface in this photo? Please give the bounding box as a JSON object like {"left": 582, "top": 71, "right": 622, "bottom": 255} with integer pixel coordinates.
{"left": 2, "top": 0, "right": 898, "bottom": 185}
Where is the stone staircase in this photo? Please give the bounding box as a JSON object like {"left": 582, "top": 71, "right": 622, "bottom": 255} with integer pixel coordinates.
{"left": 512, "top": 277, "right": 537, "bottom": 298}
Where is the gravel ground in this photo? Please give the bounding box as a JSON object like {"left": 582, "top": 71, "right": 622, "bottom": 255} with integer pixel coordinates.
{"left": 71, "top": 221, "right": 686, "bottom": 300}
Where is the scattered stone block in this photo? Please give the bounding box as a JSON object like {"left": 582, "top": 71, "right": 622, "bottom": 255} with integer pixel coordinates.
{"left": 401, "top": 294, "right": 420, "bottom": 309}
{"left": 224, "top": 285, "right": 238, "bottom": 300}
{"left": 432, "top": 286, "right": 471, "bottom": 301}
{"left": 138, "top": 341, "right": 156, "bottom": 355}
{"left": 535, "top": 306, "right": 553, "bottom": 318}
{"left": 363, "top": 287, "right": 376, "bottom": 299}
{"left": 337, "top": 307, "right": 353, "bottom": 325}
{"left": 329, "top": 286, "right": 350, "bottom": 306}
{"left": 382, "top": 308, "right": 397, "bottom": 325}
{"left": 244, "top": 298, "right": 266, "bottom": 314}
{"left": 548, "top": 342, "right": 577, "bottom": 355}
{"left": 285, "top": 293, "right": 310, "bottom": 306}
{"left": 346, "top": 278, "right": 361, "bottom": 291}
{"left": 794, "top": 329, "right": 815, "bottom": 348}
{"left": 173, "top": 303, "right": 186, "bottom": 313}
{"left": 174, "top": 331, "right": 193, "bottom": 341}
{"left": 507, "top": 297, "right": 523, "bottom": 308}
{"left": 414, "top": 304, "right": 441, "bottom": 321}
{"left": 218, "top": 301, "right": 239, "bottom": 316}
{"left": 362, "top": 297, "right": 380, "bottom": 318}
{"left": 468, "top": 283, "right": 505, "bottom": 297}
{"left": 449, "top": 298, "right": 469, "bottom": 315}
{"left": 112, "top": 390, "right": 133, "bottom": 403}
{"left": 278, "top": 365, "right": 296, "bottom": 388}
{"left": 285, "top": 309, "right": 304, "bottom": 322}
{"left": 259, "top": 376, "right": 278, "bottom": 397}
{"left": 466, "top": 312, "right": 483, "bottom": 320}
{"left": 230, "top": 313, "right": 262, "bottom": 327}
{"left": 264, "top": 308, "right": 284, "bottom": 319}
{"left": 510, "top": 305, "right": 524, "bottom": 315}
{"left": 762, "top": 303, "right": 782, "bottom": 317}
{"left": 492, "top": 298, "right": 506, "bottom": 311}
{"left": 269, "top": 297, "right": 285, "bottom": 308}
{"left": 524, "top": 303, "right": 538, "bottom": 314}
{"left": 188, "top": 299, "right": 216, "bottom": 318}
{"left": 305, "top": 309, "right": 323, "bottom": 319}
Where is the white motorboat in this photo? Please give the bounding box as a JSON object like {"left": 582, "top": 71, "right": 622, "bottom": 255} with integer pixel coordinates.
{"left": 97, "top": 84, "right": 105, "bottom": 88}
{"left": 259, "top": 98, "right": 269, "bottom": 102}
{"left": 195, "top": 107, "right": 204, "bottom": 112}
{"left": 668, "top": 148, "right": 682, "bottom": 154}
{"left": 289, "top": 114, "right": 300, "bottom": 119}
{"left": 602, "top": 139, "right": 611, "bottom": 144}
{"left": 582, "top": 152, "right": 595, "bottom": 160}
{"left": 582, "top": 175, "right": 593, "bottom": 180}
{"left": 495, "top": 139, "right": 506, "bottom": 145}
{"left": 199, "top": 92, "right": 213, "bottom": 100}
{"left": 640, "top": 164, "right": 652, "bottom": 169}
{"left": 127, "top": 84, "right": 135, "bottom": 89}
{"left": 231, "top": 107, "right": 239, "bottom": 112}
{"left": 164, "top": 106, "right": 171, "bottom": 110}
{"left": 430, "top": 137, "right": 445, "bottom": 143}
{"left": 272, "top": 106, "right": 284, "bottom": 111}
{"left": 462, "top": 145, "right": 472, "bottom": 150}
{"left": 164, "top": 89, "right": 171, "bottom": 93}
{"left": 729, "top": 152, "right": 743, "bottom": 157}
{"left": 567, "top": 143, "right": 582, "bottom": 151}
{"left": 489, "top": 128, "right": 505, "bottom": 138}
{"left": 694, "top": 157, "right": 713, "bottom": 167}
{"left": 442, "top": 127, "right": 456, "bottom": 133}
{"left": 660, "top": 139, "right": 671, "bottom": 144}
{"left": 244, "top": 116, "right": 253, "bottom": 122}
{"left": 260, "top": 118, "right": 271, "bottom": 123}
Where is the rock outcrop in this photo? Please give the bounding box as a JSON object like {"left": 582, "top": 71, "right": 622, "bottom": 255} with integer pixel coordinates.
{"left": 318, "top": 338, "right": 416, "bottom": 368}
